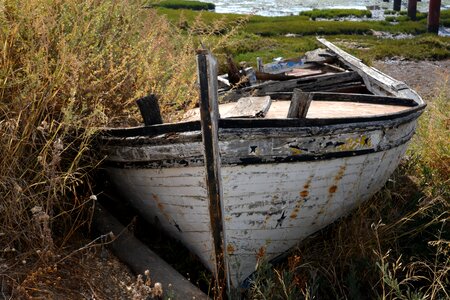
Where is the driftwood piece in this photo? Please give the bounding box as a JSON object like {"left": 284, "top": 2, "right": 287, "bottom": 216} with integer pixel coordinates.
{"left": 287, "top": 90, "right": 312, "bottom": 118}
{"left": 136, "top": 95, "right": 163, "bottom": 126}
{"left": 197, "top": 50, "right": 229, "bottom": 296}
{"left": 222, "top": 96, "right": 272, "bottom": 118}
{"left": 93, "top": 204, "right": 209, "bottom": 300}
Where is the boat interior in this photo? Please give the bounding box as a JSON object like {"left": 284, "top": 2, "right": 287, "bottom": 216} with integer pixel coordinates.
{"left": 183, "top": 53, "right": 418, "bottom": 122}
{"left": 182, "top": 91, "right": 417, "bottom": 121}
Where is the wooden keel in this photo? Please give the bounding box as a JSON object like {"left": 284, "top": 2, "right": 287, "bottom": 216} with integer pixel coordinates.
{"left": 93, "top": 203, "right": 210, "bottom": 300}
{"left": 197, "top": 50, "right": 230, "bottom": 297}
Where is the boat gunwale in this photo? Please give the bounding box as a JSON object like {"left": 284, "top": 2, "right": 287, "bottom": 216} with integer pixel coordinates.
{"left": 100, "top": 101, "right": 425, "bottom": 140}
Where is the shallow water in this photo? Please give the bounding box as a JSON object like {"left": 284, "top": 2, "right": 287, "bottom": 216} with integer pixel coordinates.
{"left": 201, "top": 0, "right": 450, "bottom": 16}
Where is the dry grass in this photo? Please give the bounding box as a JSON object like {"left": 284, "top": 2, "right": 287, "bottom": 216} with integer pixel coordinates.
{"left": 0, "top": 0, "right": 214, "bottom": 297}
{"left": 1, "top": 0, "right": 448, "bottom": 298}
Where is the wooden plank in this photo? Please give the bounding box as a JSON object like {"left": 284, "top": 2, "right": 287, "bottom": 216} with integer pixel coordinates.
{"left": 221, "top": 96, "right": 271, "bottom": 118}
{"left": 136, "top": 94, "right": 163, "bottom": 126}
{"left": 102, "top": 107, "right": 424, "bottom": 141}
{"left": 196, "top": 49, "right": 230, "bottom": 295}
{"left": 313, "top": 93, "right": 415, "bottom": 105}
{"left": 255, "top": 71, "right": 297, "bottom": 81}
{"left": 93, "top": 203, "right": 210, "bottom": 300}
{"left": 317, "top": 38, "right": 406, "bottom": 91}
{"left": 317, "top": 38, "right": 425, "bottom": 104}
{"left": 221, "top": 71, "right": 361, "bottom": 102}
{"left": 256, "top": 57, "right": 263, "bottom": 72}
{"left": 310, "top": 92, "right": 418, "bottom": 107}
{"left": 287, "top": 90, "right": 312, "bottom": 118}
{"left": 256, "top": 71, "right": 361, "bottom": 94}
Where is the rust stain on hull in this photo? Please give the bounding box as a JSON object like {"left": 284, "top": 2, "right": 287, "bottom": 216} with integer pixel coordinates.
{"left": 227, "top": 243, "right": 235, "bottom": 255}
{"left": 329, "top": 185, "right": 338, "bottom": 194}
{"left": 152, "top": 193, "right": 175, "bottom": 225}
{"left": 316, "top": 164, "right": 348, "bottom": 219}
{"left": 291, "top": 175, "right": 314, "bottom": 219}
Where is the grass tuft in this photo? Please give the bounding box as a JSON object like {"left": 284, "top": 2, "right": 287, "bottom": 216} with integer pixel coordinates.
{"left": 147, "top": 0, "right": 215, "bottom": 11}
{"left": 300, "top": 8, "right": 372, "bottom": 20}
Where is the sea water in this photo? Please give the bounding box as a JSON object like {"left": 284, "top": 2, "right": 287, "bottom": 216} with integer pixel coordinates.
{"left": 199, "top": 0, "right": 450, "bottom": 16}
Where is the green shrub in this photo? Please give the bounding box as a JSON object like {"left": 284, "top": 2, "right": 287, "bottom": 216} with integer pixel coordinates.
{"left": 148, "top": 0, "right": 215, "bottom": 11}
{"left": 300, "top": 8, "right": 372, "bottom": 20}
{"left": 333, "top": 35, "right": 450, "bottom": 63}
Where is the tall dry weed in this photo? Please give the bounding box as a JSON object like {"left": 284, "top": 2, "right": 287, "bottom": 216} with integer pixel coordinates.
{"left": 0, "top": 0, "right": 210, "bottom": 295}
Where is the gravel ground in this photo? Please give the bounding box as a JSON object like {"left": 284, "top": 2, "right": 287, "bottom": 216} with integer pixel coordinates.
{"left": 373, "top": 59, "right": 450, "bottom": 101}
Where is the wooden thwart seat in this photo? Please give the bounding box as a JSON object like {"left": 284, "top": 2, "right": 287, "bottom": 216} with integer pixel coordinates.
{"left": 183, "top": 96, "right": 271, "bottom": 121}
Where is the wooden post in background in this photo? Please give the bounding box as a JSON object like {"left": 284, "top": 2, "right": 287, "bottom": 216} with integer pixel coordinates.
{"left": 196, "top": 49, "right": 229, "bottom": 299}
{"left": 408, "top": 0, "right": 418, "bottom": 20}
{"left": 428, "top": 0, "right": 442, "bottom": 33}
{"left": 393, "top": 0, "right": 401, "bottom": 11}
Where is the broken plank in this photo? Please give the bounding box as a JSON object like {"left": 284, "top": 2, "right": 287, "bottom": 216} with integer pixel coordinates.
{"left": 222, "top": 96, "right": 271, "bottom": 118}
{"left": 256, "top": 71, "right": 361, "bottom": 94}
{"left": 317, "top": 38, "right": 413, "bottom": 96}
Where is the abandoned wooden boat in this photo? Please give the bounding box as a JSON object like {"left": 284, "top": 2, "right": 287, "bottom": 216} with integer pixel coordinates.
{"left": 99, "top": 38, "right": 425, "bottom": 288}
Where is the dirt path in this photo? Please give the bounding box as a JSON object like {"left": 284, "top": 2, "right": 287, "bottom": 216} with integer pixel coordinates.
{"left": 374, "top": 59, "right": 450, "bottom": 101}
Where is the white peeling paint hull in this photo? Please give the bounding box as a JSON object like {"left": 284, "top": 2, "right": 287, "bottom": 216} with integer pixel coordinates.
{"left": 107, "top": 140, "right": 408, "bottom": 285}
{"left": 221, "top": 143, "right": 407, "bottom": 284}
{"left": 101, "top": 39, "right": 427, "bottom": 288}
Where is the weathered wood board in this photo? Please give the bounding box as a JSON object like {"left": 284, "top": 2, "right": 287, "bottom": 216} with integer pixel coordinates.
{"left": 93, "top": 203, "right": 210, "bottom": 299}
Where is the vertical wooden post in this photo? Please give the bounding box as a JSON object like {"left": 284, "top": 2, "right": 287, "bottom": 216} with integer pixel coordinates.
{"left": 408, "top": 0, "right": 418, "bottom": 20}
{"left": 136, "top": 94, "right": 163, "bottom": 126}
{"left": 257, "top": 57, "right": 264, "bottom": 72}
{"left": 196, "top": 49, "right": 229, "bottom": 299}
{"left": 393, "top": 0, "right": 401, "bottom": 11}
{"left": 428, "top": 0, "right": 442, "bottom": 34}
{"left": 287, "top": 89, "right": 312, "bottom": 119}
